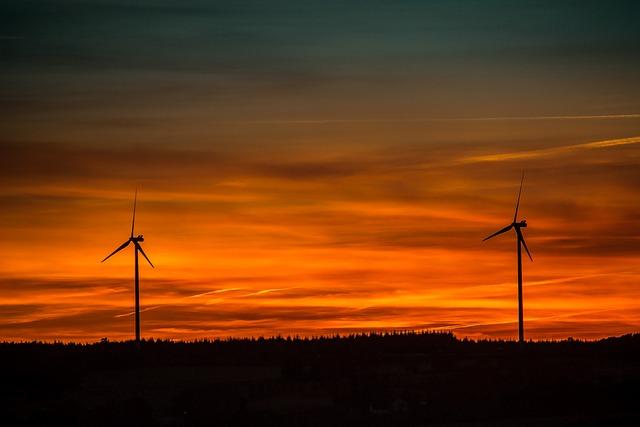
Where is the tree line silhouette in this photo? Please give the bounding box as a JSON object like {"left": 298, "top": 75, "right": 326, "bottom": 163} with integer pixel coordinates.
{"left": 2, "top": 331, "right": 640, "bottom": 426}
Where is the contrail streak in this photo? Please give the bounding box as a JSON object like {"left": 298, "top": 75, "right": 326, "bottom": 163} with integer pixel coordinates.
{"left": 226, "top": 113, "right": 640, "bottom": 125}
{"left": 240, "top": 288, "right": 289, "bottom": 297}
{"left": 445, "top": 113, "right": 640, "bottom": 122}
{"left": 114, "top": 305, "right": 160, "bottom": 318}
{"left": 448, "top": 309, "right": 618, "bottom": 331}
{"left": 462, "top": 136, "right": 640, "bottom": 163}
{"left": 186, "top": 288, "right": 243, "bottom": 298}
{"left": 113, "top": 287, "right": 290, "bottom": 317}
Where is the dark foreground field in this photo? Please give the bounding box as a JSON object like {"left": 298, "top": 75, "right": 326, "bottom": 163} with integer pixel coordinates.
{"left": 2, "top": 332, "right": 639, "bottom": 426}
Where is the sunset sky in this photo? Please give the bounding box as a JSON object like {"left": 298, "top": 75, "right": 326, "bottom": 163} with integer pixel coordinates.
{"left": 1, "top": 0, "right": 639, "bottom": 342}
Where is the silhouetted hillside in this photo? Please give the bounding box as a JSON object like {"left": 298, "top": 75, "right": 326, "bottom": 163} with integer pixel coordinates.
{"left": 2, "top": 332, "right": 639, "bottom": 426}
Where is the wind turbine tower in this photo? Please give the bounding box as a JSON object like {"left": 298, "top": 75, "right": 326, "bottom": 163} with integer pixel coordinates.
{"left": 101, "top": 190, "right": 154, "bottom": 343}
{"left": 483, "top": 173, "right": 533, "bottom": 343}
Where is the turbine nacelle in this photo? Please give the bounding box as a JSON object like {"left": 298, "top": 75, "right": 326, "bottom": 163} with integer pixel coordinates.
{"left": 101, "top": 191, "right": 154, "bottom": 268}
{"left": 514, "top": 220, "right": 527, "bottom": 228}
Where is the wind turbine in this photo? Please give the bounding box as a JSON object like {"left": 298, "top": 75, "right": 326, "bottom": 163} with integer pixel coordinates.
{"left": 483, "top": 172, "right": 533, "bottom": 343}
{"left": 101, "top": 190, "right": 154, "bottom": 343}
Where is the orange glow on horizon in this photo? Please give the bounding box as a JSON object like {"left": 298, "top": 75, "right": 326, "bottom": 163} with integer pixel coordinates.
{"left": 1, "top": 116, "right": 640, "bottom": 342}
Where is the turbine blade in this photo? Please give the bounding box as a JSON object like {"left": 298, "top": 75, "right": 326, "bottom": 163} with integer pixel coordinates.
{"left": 483, "top": 224, "right": 513, "bottom": 241}
{"left": 130, "top": 189, "right": 137, "bottom": 238}
{"left": 513, "top": 170, "right": 524, "bottom": 222}
{"left": 101, "top": 240, "right": 131, "bottom": 263}
{"left": 516, "top": 228, "right": 533, "bottom": 261}
{"left": 135, "top": 242, "right": 155, "bottom": 268}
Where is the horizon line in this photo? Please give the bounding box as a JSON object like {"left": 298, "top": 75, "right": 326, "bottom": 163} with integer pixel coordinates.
{"left": 3, "top": 330, "right": 638, "bottom": 345}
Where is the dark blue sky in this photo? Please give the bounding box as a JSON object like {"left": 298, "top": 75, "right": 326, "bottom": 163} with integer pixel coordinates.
{"left": 2, "top": 0, "right": 639, "bottom": 124}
